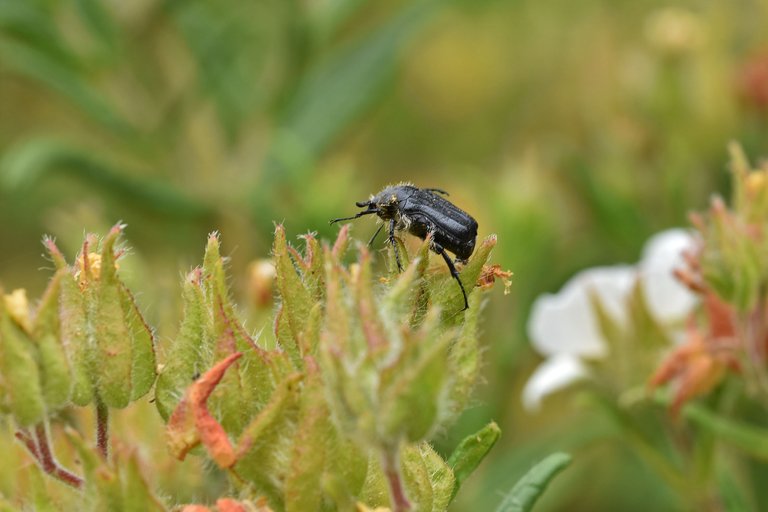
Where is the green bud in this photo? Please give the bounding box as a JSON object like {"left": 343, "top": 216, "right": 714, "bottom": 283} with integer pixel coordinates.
{"left": 284, "top": 360, "right": 328, "bottom": 512}
{"left": 447, "top": 291, "right": 483, "bottom": 417}
{"left": 120, "top": 448, "right": 168, "bottom": 512}
{"left": 46, "top": 238, "right": 94, "bottom": 407}
{"left": 235, "top": 372, "right": 303, "bottom": 507}
{"left": 87, "top": 225, "right": 156, "bottom": 408}
{"left": 32, "top": 271, "right": 74, "bottom": 410}
{"left": 155, "top": 269, "right": 212, "bottom": 420}
{"left": 273, "top": 225, "right": 313, "bottom": 366}
{"left": 120, "top": 286, "right": 156, "bottom": 402}
{"left": 0, "top": 294, "right": 45, "bottom": 426}
{"left": 402, "top": 442, "right": 455, "bottom": 512}
{"left": 378, "top": 309, "right": 452, "bottom": 442}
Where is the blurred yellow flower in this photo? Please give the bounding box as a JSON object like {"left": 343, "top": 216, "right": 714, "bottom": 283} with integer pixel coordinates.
{"left": 644, "top": 7, "right": 704, "bottom": 56}
{"left": 3, "top": 288, "right": 31, "bottom": 332}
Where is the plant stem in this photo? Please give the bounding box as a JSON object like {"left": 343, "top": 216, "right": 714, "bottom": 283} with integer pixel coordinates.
{"left": 15, "top": 425, "right": 84, "bottom": 489}
{"left": 382, "top": 446, "right": 411, "bottom": 512}
{"left": 96, "top": 400, "right": 109, "bottom": 460}
{"left": 15, "top": 429, "right": 41, "bottom": 459}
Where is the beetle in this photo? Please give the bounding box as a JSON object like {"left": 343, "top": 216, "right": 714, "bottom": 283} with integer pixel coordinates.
{"left": 330, "top": 183, "right": 478, "bottom": 310}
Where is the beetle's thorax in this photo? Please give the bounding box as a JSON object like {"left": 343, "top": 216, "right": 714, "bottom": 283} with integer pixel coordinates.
{"left": 372, "top": 184, "right": 416, "bottom": 222}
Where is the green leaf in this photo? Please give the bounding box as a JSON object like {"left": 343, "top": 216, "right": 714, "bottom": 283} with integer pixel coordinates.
{"left": 447, "top": 291, "right": 483, "bottom": 417}
{"left": 119, "top": 285, "right": 156, "bottom": 401}
{"left": 65, "top": 427, "right": 123, "bottom": 510}
{"left": 170, "top": 0, "right": 270, "bottom": 140}
{"left": 273, "top": 225, "right": 314, "bottom": 365}
{"left": 416, "top": 442, "right": 455, "bottom": 511}
{"left": 73, "top": 0, "right": 118, "bottom": 54}
{"left": 355, "top": 248, "right": 389, "bottom": 356}
{"left": 0, "top": 139, "right": 211, "bottom": 220}
{"left": 307, "top": 0, "right": 370, "bottom": 42}
{"left": 0, "top": 40, "right": 133, "bottom": 136}
{"left": 717, "top": 464, "right": 751, "bottom": 512}
{"left": 235, "top": 372, "right": 303, "bottom": 507}
{"left": 495, "top": 452, "right": 572, "bottom": 512}
{"left": 28, "top": 465, "right": 59, "bottom": 512}
{"left": 360, "top": 455, "right": 389, "bottom": 508}
{"left": 56, "top": 259, "right": 93, "bottom": 407}
{"left": 401, "top": 443, "right": 434, "bottom": 510}
{"left": 684, "top": 403, "right": 768, "bottom": 460}
{"left": 155, "top": 269, "right": 212, "bottom": 420}
{"left": 409, "top": 238, "right": 432, "bottom": 327}
{"left": 0, "top": 301, "right": 45, "bottom": 427}
{"left": 379, "top": 310, "right": 452, "bottom": 443}
{"left": 260, "top": 0, "right": 436, "bottom": 183}
{"left": 301, "top": 234, "right": 326, "bottom": 301}
{"left": 284, "top": 362, "right": 328, "bottom": 512}
{"left": 33, "top": 271, "right": 74, "bottom": 410}
{"left": 447, "top": 421, "right": 501, "bottom": 500}
{"left": 119, "top": 449, "right": 167, "bottom": 512}
{"left": 89, "top": 226, "right": 133, "bottom": 408}
{"left": 324, "top": 429, "right": 369, "bottom": 509}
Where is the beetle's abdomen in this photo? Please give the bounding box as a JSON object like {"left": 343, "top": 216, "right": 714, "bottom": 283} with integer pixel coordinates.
{"left": 402, "top": 191, "right": 478, "bottom": 261}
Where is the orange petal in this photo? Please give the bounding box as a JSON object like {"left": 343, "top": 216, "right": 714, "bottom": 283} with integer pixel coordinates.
{"left": 216, "top": 498, "right": 247, "bottom": 512}
{"left": 167, "top": 353, "right": 242, "bottom": 464}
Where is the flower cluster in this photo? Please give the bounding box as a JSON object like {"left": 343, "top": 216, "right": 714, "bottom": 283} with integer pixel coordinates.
{"left": 524, "top": 229, "right": 697, "bottom": 411}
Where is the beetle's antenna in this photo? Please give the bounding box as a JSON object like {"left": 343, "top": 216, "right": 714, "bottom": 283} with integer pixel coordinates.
{"left": 367, "top": 223, "right": 384, "bottom": 246}
{"left": 355, "top": 200, "right": 372, "bottom": 207}
{"left": 329, "top": 209, "right": 378, "bottom": 225}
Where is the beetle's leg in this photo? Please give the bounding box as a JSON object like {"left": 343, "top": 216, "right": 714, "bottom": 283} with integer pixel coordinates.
{"left": 329, "top": 209, "right": 378, "bottom": 224}
{"left": 368, "top": 223, "right": 384, "bottom": 247}
{"left": 389, "top": 218, "right": 403, "bottom": 272}
{"left": 424, "top": 188, "right": 449, "bottom": 196}
{"left": 433, "top": 242, "right": 469, "bottom": 311}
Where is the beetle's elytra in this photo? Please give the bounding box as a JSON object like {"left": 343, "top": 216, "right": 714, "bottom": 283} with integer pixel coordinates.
{"left": 330, "top": 183, "right": 478, "bottom": 310}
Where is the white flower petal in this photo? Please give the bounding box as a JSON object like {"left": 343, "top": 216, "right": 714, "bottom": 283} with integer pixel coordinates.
{"left": 639, "top": 228, "right": 698, "bottom": 323}
{"left": 580, "top": 266, "right": 636, "bottom": 325}
{"left": 522, "top": 354, "right": 589, "bottom": 412}
{"left": 528, "top": 265, "right": 635, "bottom": 358}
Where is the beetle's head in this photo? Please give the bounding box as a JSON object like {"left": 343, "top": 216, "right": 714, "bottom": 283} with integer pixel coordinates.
{"left": 367, "top": 188, "right": 402, "bottom": 219}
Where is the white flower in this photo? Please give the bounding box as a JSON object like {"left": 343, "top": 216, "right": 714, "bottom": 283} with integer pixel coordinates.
{"left": 522, "top": 229, "right": 697, "bottom": 412}
{"left": 639, "top": 229, "right": 699, "bottom": 323}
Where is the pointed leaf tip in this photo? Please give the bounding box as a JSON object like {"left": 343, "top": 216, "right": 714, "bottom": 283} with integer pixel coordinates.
{"left": 332, "top": 224, "right": 351, "bottom": 259}
{"left": 448, "top": 421, "right": 501, "bottom": 499}
{"left": 495, "top": 452, "right": 572, "bottom": 512}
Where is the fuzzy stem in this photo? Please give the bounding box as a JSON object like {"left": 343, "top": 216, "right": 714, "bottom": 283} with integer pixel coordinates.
{"left": 382, "top": 446, "right": 411, "bottom": 512}
{"left": 17, "top": 424, "right": 84, "bottom": 489}
{"left": 96, "top": 400, "right": 109, "bottom": 460}
{"left": 15, "top": 429, "right": 40, "bottom": 459}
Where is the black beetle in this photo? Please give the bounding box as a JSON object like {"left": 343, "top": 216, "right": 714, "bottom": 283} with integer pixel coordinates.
{"left": 330, "top": 183, "right": 478, "bottom": 310}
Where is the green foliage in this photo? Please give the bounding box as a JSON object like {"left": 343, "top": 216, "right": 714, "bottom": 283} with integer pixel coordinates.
{"left": 0, "top": 225, "right": 528, "bottom": 511}
{"left": 699, "top": 144, "right": 768, "bottom": 312}
{"left": 683, "top": 402, "right": 768, "bottom": 461}
{"left": 6, "top": 1, "right": 768, "bottom": 510}
{"left": 494, "top": 453, "right": 572, "bottom": 512}
{"left": 158, "top": 225, "right": 506, "bottom": 510}
{"left": 0, "top": 225, "right": 156, "bottom": 427}
{"left": 0, "top": 296, "right": 46, "bottom": 427}
{"left": 448, "top": 422, "right": 501, "bottom": 500}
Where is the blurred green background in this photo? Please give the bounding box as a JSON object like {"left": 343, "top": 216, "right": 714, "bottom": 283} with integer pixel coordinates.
{"left": 2, "top": 0, "right": 768, "bottom": 510}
